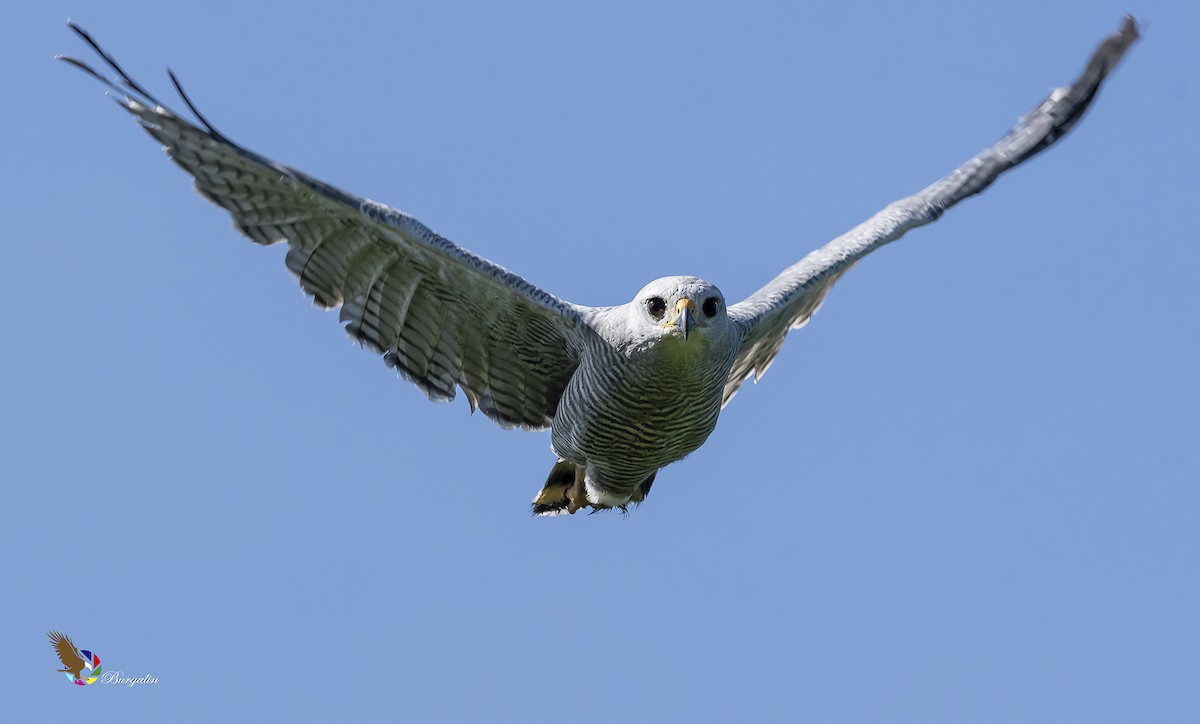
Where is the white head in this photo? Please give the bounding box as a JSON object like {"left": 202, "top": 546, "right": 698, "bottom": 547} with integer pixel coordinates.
{"left": 621, "top": 275, "right": 735, "bottom": 354}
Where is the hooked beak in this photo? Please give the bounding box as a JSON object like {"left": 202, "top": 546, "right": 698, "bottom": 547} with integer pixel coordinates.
{"left": 661, "top": 298, "right": 695, "bottom": 340}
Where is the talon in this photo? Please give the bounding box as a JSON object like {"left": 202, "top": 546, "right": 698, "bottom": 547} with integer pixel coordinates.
{"left": 566, "top": 466, "right": 588, "bottom": 514}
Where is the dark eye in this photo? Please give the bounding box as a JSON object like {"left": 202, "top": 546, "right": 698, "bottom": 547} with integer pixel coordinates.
{"left": 646, "top": 296, "right": 667, "bottom": 319}
{"left": 702, "top": 297, "right": 720, "bottom": 318}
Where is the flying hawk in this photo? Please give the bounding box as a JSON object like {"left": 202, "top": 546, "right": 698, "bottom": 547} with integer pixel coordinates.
{"left": 60, "top": 17, "right": 1138, "bottom": 516}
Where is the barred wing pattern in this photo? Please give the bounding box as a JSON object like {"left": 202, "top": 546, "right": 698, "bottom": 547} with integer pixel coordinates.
{"left": 723, "top": 16, "right": 1139, "bottom": 406}
{"left": 62, "top": 26, "right": 596, "bottom": 430}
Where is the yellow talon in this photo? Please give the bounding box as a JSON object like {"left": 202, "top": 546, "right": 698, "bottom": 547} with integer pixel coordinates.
{"left": 566, "top": 466, "right": 588, "bottom": 514}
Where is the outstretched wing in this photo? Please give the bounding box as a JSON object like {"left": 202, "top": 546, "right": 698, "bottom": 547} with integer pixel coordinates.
{"left": 48, "top": 631, "right": 86, "bottom": 674}
{"left": 723, "top": 16, "right": 1139, "bottom": 406}
{"left": 60, "top": 24, "right": 603, "bottom": 430}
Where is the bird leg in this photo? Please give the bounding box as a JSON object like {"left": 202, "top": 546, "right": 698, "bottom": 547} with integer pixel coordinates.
{"left": 566, "top": 465, "right": 589, "bottom": 514}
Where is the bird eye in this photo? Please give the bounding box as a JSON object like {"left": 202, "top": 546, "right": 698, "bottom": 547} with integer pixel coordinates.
{"left": 646, "top": 297, "right": 667, "bottom": 319}
{"left": 702, "top": 297, "right": 720, "bottom": 318}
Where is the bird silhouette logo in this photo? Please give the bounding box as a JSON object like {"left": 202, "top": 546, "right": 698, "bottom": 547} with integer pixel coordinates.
{"left": 48, "top": 631, "right": 102, "bottom": 685}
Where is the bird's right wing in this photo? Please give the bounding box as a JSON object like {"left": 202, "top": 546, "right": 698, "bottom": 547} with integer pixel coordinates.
{"left": 48, "top": 631, "right": 86, "bottom": 672}
{"left": 723, "top": 16, "right": 1139, "bottom": 406}
{"left": 61, "top": 24, "right": 606, "bottom": 431}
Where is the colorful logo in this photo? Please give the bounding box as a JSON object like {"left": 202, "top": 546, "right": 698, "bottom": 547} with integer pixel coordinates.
{"left": 48, "top": 631, "right": 102, "bottom": 685}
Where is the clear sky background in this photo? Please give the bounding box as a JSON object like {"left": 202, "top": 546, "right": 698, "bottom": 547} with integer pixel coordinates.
{"left": 4, "top": 1, "right": 1197, "bottom": 721}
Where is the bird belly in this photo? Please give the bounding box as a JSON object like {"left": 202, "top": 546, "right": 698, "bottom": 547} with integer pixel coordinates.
{"left": 550, "top": 350, "right": 729, "bottom": 495}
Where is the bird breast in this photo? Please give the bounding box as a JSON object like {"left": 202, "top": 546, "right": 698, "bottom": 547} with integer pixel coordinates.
{"left": 551, "top": 334, "right": 738, "bottom": 486}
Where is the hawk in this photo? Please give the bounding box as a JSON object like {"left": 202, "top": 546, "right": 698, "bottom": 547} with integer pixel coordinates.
{"left": 60, "top": 18, "right": 1138, "bottom": 515}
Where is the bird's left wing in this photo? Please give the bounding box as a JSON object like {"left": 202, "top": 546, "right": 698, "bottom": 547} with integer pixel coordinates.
{"left": 61, "top": 24, "right": 606, "bottom": 431}
{"left": 723, "top": 16, "right": 1139, "bottom": 406}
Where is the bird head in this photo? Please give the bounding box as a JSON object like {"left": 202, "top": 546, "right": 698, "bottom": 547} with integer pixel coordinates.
{"left": 627, "top": 276, "right": 733, "bottom": 349}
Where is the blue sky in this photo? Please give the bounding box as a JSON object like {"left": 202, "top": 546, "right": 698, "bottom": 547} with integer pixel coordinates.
{"left": 5, "top": 1, "right": 1198, "bottom": 721}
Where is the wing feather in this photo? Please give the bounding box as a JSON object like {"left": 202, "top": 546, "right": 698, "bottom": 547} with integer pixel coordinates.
{"left": 723, "top": 16, "right": 1139, "bottom": 406}
{"left": 62, "top": 25, "right": 604, "bottom": 430}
